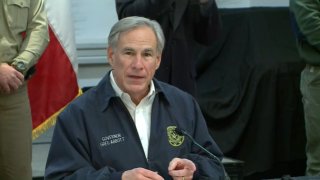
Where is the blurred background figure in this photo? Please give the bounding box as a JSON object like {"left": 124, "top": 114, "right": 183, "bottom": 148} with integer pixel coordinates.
{"left": 290, "top": 0, "right": 320, "bottom": 176}
{"left": 116, "top": 0, "right": 221, "bottom": 96}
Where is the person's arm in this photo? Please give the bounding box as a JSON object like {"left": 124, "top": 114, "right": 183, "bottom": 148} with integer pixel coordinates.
{"left": 291, "top": 0, "right": 320, "bottom": 51}
{"left": 168, "top": 158, "right": 197, "bottom": 180}
{"left": 0, "top": 63, "right": 24, "bottom": 94}
{"left": 12, "top": 0, "right": 49, "bottom": 76}
{"left": 122, "top": 168, "right": 164, "bottom": 180}
{"left": 187, "top": 99, "right": 225, "bottom": 179}
{"left": 190, "top": 0, "right": 221, "bottom": 45}
{"left": 115, "top": 0, "right": 174, "bottom": 19}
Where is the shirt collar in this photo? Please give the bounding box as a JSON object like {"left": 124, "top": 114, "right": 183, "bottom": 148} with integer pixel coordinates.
{"left": 96, "top": 71, "right": 169, "bottom": 112}
{"left": 110, "top": 71, "right": 156, "bottom": 103}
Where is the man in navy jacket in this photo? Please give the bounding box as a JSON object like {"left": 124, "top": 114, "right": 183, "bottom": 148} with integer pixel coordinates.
{"left": 45, "top": 16, "right": 225, "bottom": 180}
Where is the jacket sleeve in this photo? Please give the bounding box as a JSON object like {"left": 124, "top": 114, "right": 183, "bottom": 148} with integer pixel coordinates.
{"left": 182, "top": 98, "right": 226, "bottom": 179}
{"left": 44, "top": 106, "right": 123, "bottom": 180}
{"left": 14, "top": 0, "right": 49, "bottom": 73}
{"left": 290, "top": 0, "right": 320, "bottom": 51}
{"left": 116, "top": 0, "right": 174, "bottom": 19}
{"left": 190, "top": 0, "right": 221, "bottom": 45}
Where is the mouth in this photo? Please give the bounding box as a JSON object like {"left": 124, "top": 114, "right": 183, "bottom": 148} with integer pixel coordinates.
{"left": 128, "top": 75, "right": 145, "bottom": 82}
{"left": 129, "top": 74, "right": 143, "bottom": 78}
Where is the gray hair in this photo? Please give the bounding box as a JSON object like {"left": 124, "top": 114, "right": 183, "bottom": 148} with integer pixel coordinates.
{"left": 107, "top": 16, "right": 165, "bottom": 54}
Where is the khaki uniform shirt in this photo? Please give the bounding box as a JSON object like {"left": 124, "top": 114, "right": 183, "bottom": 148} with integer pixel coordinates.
{"left": 0, "top": 0, "right": 49, "bottom": 75}
{"left": 290, "top": 0, "right": 320, "bottom": 65}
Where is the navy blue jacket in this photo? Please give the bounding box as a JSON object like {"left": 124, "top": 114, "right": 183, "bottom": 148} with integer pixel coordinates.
{"left": 45, "top": 72, "right": 224, "bottom": 180}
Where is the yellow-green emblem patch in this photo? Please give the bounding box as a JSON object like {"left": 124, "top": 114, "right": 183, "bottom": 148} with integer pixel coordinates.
{"left": 167, "top": 126, "right": 184, "bottom": 147}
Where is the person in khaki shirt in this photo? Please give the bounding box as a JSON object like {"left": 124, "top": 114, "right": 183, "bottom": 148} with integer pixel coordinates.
{"left": 0, "top": 0, "right": 49, "bottom": 179}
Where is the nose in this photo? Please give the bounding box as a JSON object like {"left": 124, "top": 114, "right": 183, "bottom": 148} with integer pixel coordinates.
{"left": 131, "top": 55, "right": 143, "bottom": 69}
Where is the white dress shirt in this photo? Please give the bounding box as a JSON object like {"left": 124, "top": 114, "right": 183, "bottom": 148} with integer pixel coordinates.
{"left": 110, "top": 72, "right": 155, "bottom": 158}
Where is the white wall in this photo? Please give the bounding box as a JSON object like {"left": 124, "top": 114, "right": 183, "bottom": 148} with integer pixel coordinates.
{"left": 71, "top": 0, "right": 118, "bottom": 46}
{"left": 216, "top": 0, "right": 289, "bottom": 8}
{"left": 70, "top": 0, "right": 117, "bottom": 87}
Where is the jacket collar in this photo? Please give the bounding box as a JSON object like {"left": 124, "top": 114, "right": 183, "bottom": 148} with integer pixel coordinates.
{"left": 96, "top": 71, "right": 170, "bottom": 112}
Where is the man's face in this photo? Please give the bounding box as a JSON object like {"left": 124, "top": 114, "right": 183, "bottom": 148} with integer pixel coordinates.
{"left": 108, "top": 26, "right": 161, "bottom": 102}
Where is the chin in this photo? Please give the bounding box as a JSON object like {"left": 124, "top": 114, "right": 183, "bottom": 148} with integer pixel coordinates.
{"left": 125, "top": 85, "right": 147, "bottom": 94}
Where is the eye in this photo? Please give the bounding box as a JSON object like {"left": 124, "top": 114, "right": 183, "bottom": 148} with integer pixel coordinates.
{"left": 124, "top": 51, "right": 134, "bottom": 56}
{"left": 143, "top": 52, "right": 152, "bottom": 57}
{"left": 143, "top": 50, "right": 155, "bottom": 58}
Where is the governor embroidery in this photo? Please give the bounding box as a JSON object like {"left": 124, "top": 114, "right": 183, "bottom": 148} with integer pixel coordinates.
{"left": 100, "top": 133, "right": 125, "bottom": 147}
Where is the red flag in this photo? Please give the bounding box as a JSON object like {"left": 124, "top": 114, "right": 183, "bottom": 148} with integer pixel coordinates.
{"left": 29, "top": 0, "right": 81, "bottom": 140}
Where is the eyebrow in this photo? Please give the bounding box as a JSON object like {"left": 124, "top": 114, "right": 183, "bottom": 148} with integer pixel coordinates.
{"left": 121, "top": 47, "right": 155, "bottom": 53}
{"left": 143, "top": 48, "right": 154, "bottom": 53}
{"left": 122, "top": 47, "right": 135, "bottom": 52}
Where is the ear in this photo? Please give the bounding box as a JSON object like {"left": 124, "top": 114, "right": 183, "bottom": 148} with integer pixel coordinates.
{"left": 107, "top": 47, "right": 114, "bottom": 66}
{"left": 156, "top": 54, "right": 161, "bottom": 69}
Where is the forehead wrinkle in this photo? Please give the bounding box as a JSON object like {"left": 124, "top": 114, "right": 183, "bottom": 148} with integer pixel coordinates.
{"left": 117, "top": 27, "right": 158, "bottom": 55}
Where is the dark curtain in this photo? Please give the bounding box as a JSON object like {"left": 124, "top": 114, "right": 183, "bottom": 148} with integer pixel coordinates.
{"left": 195, "top": 7, "right": 306, "bottom": 176}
